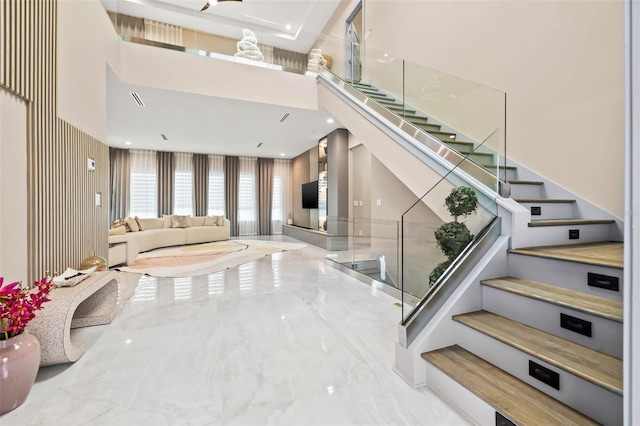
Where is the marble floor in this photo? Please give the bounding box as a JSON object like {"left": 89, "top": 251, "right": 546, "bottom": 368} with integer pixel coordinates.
{"left": 2, "top": 237, "right": 471, "bottom": 425}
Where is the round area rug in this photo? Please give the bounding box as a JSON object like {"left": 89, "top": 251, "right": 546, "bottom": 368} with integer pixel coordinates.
{"left": 115, "top": 240, "right": 307, "bottom": 277}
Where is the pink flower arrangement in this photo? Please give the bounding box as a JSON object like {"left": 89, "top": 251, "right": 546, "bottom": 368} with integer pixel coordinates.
{"left": 0, "top": 276, "right": 55, "bottom": 340}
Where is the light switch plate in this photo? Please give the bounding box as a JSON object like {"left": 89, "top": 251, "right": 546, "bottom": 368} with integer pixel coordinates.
{"left": 376, "top": 199, "right": 382, "bottom": 207}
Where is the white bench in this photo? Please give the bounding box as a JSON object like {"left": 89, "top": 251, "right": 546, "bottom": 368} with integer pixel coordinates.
{"left": 27, "top": 271, "right": 119, "bottom": 366}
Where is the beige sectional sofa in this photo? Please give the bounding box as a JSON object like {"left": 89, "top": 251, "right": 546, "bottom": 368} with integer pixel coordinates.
{"left": 108, "top": 216, "right": 231, "bottom": 267}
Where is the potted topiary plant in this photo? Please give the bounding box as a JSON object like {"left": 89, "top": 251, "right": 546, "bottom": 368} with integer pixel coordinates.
{"left": 429, "top": 186, "right": 478, "bottom": 285}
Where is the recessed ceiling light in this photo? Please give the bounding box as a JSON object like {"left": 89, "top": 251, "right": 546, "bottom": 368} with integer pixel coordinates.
{"left": 285, "top": 24, "right": 292, "bottom": 30}
{"left": 327, "top": 118, "right": 334, "bottom": 124}
{"left": 449, "top": 135, "right": 455, "bottom": 139}
{"left": 280, "top": 153, "right": 285, "bottom": 156}
{"left": 384, "top": 53, "right": 389, "bottom": 57}
{"left": 125, "top": 141, "right": 131, "bottom": 145}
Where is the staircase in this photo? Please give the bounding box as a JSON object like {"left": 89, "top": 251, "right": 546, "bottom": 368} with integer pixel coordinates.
{"left": 418, "top": 169, "right": 623, "bottom": 424}
{"left": 350, "top": 82, "right": 505, "bottom": 170}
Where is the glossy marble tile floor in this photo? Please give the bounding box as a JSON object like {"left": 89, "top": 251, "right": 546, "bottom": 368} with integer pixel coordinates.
{"left": 3, "top": 237, "right": 470, "bottom": 425}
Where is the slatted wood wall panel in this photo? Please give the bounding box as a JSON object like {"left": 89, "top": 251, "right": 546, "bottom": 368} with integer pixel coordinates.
{"left": 2, "top": 0, "right": 109, "bottom": 281}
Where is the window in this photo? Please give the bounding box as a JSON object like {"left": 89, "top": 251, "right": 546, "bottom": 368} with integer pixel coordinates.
{"left": 238, "top": 157, "right": 258, "bottom": 235}
{"left": 174, "top": 152, "right": 193, "bottom": 216}
{"left": 208, "top": 154, "right": 225, "bottom": 216}
{"left": 129, "top": 149, "right": 157, "bottom": 218}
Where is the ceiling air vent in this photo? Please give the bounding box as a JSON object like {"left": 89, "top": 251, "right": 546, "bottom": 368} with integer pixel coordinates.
{"left": 129, "top": 92, "right": 146, "bottom": 107}
{"left": 256, "top": 142, "right": 263, "bottom": 147}
{"left": 279, "top": 113, "right": 290, "bottom": 123}
{"left": 160, "top": 134, "right": 168, "bottom": 140}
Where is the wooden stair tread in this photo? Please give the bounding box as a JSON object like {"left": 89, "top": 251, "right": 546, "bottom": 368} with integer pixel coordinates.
{"left": 508, "top": 180, "right": 544, "bottom": 185}
{"left": 528, "top": 218, "right": 615, "bottom": 227}
{"left": 514, "top": 198, "right": 576, "bottom": 203}
{"left": 422, "top": 345, "right": 598, "bottom": 426}
{"left": 481, "top": 276, "right": 623, "bottom": 322}
{"left": 453, "top": 311, "right": 623, "bottom": 395}
{"left": 508, "top": 242, "right": 623, "bottom": 269}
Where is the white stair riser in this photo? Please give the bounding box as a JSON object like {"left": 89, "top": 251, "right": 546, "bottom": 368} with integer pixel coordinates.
{"left": 517, "top": 202, "right": 575, "bottom": 220}
{"left": 502, "top": 169, "right": 518, "bottom": 182}
{"left": 508, "top": 254, "right": 623, "bottom": 301}
{"left": 509, "top": 184, "right": 542, "bottom": 199}
{"left": 482, "top": 286, "right": 622, "bottom": 358}
{"left": 424, "top": 361, "right": 498, "bottom": 426}
{"left": 455, "top": 323, "right": 623, "bottom": 425}
{"left": 515, "top": 223, "right": 613, "bottom": 247}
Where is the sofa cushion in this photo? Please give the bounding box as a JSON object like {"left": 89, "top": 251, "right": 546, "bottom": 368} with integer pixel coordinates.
{"left": 190, "top": 216, "right": 205, "bottom": 227}
{"left": 141, "top": 218, "right": 164, "bottom": 230}
{"left": 163, "top": 215, "right": 174, "bottom": 228}
{"left": 108, "top": 226, "right": 127, "bottom": 236}
{"left": 203, "top": 216, "right": 217, "bottom": 226}
{"left": 135, "top": 216, "right": 145, "bottom": 231}
{"left": 171, "top": 215, "right": 191, "bottom": 228}
{"left": 125, "top": 217, "right": 139, "bottom": 232}
{"left": 112, "top": 219, "right": 130, "bottom": 232}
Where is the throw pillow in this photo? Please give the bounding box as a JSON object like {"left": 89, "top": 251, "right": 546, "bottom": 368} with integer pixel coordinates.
{"left": 108, "top": 226, "right": 126, "bottom": 236}
{"left": 204, "top": 216, "right": 218, "bottom": 226}
{"left": 125, "top": 217, "right": 139, "bottom": 232}
{"left": 112, "top": 219, "right": 130, "bottom": 232}
{"left": 171, "top": 215, "right": 190, "bottom": 228}
{"left": 215, "top": 215, "right": 225, "bottom": 226}
{"left": 134, "top": 216, "right": 145, "bottom": 231}
{"left": 163, "top": 215, "right": 175, "bottom": 228}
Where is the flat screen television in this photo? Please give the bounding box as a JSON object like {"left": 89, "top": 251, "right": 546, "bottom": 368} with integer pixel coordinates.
{"left": 302, "top": 180, "right": 319, "bottom": 209}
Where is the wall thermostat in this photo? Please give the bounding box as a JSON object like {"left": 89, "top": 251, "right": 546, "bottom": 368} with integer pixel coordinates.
{"left": 87, "top": 158, "right": 95, "bottom": 171}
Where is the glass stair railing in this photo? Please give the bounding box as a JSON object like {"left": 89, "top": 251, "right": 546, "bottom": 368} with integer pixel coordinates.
{"left": 312, "top": 33, "right": 508, "bottom": 185}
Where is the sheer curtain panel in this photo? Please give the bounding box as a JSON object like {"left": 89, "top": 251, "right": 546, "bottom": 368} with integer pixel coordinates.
{"left": 129, "top": 149, "right": 158, "bottom": 218}
{"left": 272, "top": 159, "right": 292, "bottom": 234}
{"left": 144, "top": 19, "right": 183, "bottom": 45}
{"left": 238, "top": 157, "right": 258, "bottom": 236}
{"left": 109, "top": 147, "right": 130, "bottom": 222}
{"left": 208, "top": 155, "right": 225, "bottom": 216}
{"left": 174, "top": 152, "right": 194, "bottom": 216}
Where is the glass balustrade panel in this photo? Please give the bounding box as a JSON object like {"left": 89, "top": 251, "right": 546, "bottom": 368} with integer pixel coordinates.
{"left": 401, "top": 139, "right": 498, "bottom": 320}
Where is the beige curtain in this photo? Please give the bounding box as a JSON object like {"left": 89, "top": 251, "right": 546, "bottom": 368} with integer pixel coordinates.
{"left": 272, "top": 159, "right": 292, "bottom": 234}
{"left": 193, "top": 154, "right": 208, "bottom": 216}
{"left": 259, "top": 44, "right": 274, "bottom": 64}
{"left": 144, "top": 19, "right": 183, "bottom": 45}
{"left": 258, "top": 158, "right": 273, "bottom": 235}
{"left": 273, "top": 47, "right": 307, "bottom": 72}
{"left": 109, "top": 147, "right": 130, "bottom": 222}
{"left": 112, "top": 13, "right": 145, "bottom": 39}
{"left": 225, "top": 156, "right": 239, "bottom": 236}
{"left": 157, "top": 151, "right": 174, "bottom": 216}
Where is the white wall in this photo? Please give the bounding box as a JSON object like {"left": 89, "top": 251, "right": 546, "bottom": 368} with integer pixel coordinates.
{"left": 0, "top": 88, "right": 28, "bottom": 283}
{"left": 58, "top": 0, "right": 122, "bottom": 142}
{"left": 363, "top": 0, "right": 624, "bottom": 218}
{"left": 119, "top": 42, "right": 318, "bottom": 111}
